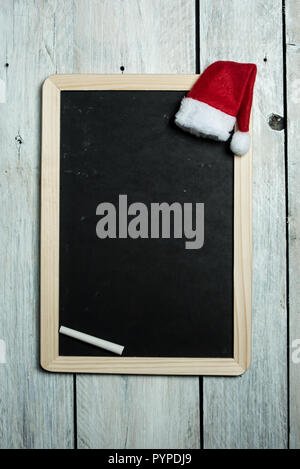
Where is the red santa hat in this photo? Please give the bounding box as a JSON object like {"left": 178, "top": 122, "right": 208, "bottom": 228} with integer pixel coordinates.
{"left": 175, "top": 61, "right": 257, "bottom": 155}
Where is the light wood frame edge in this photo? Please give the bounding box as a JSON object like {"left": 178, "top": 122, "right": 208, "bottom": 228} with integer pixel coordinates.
{"left": 41, "top": 74, "right": 252, "bottom": 376}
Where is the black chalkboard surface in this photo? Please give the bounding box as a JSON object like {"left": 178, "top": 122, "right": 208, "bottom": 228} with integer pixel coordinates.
{"left": 41, "top": 74, "right": 251, "bottom": 375}
{"left": 59, "top": 90, "right": 233, "bottom": 358}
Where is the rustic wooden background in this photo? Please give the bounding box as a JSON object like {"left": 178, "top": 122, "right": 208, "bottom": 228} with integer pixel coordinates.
{"left": 0, "top": 0, "right": 299, "bottom": 449}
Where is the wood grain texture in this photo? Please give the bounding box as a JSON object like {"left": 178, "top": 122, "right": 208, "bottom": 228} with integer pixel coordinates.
{"left": 77, "top": 375, "right": 200, "bottom": 449}
{"left": 52, "top": 0, "right": 200, "bottom": 448}
{"left": 286, "top": 0, "right": 300, "bottom": 450}
{"left": 234, "top": 129, "right": 252, "bottom": 372}
{"left": 46, "top": 73, "right": 199, "bottom": 90}
{"left": 0, "top": 1, "right": 73, "bottom": 448}
{"left": 40, "top": 78, "right": 60, "bottom": 370}
{"left": 200, "top": 0, "right": 288, "bottom": 449}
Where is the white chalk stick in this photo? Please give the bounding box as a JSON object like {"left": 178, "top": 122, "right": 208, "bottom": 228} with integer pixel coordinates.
{"left": 59, "top": 326, "right": 124, "bottom": 356}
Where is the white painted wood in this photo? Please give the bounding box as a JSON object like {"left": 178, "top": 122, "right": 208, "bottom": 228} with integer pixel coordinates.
{"left": 0, "top": 1, "right": 73, "bottom": 448}
{"left": 0, "top": 79, "right": 5, "bottom": 103}
{"left": 1, "top": 0, "right": 291, "bottom": 449}
{"left": 54, "top": 0, "right": 200, "bottom": 448}
{"left": 68, "top": 0, "right": 195, "bottom": 75}
{"left": 77, "top": 375, "right": 200, "bottom": 449}
{"left": 200, "top": 0, "right": 288, "bottom": 448}
{"left": 286, "top": 0, "right": 300, "bottom": 450}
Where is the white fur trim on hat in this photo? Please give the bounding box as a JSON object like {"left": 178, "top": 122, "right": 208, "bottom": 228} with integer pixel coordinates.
{"left": 175, "top": 97, "right": 236, "bottom": 142}
{"left": 230, "top": 131, "right": 251, "bottom": 156}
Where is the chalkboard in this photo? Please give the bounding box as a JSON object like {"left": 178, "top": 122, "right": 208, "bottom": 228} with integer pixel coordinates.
{"left": 41, "top": 75, "right": 252, "bottom": 375}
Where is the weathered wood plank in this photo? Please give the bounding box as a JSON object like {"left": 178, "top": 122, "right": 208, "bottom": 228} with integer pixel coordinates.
{"left": 0, "top": 1, "right": 74, "bottom": 449}
{"left": 286, "top": 0, "right": 300, "bottom": 450}
{"left": 61, "top": 0, "right": 200, "bottom": 449}
{"left": 200, "top": 0, "right": 288, "bottom": 448}
{"left": 77, "top": 376, "right": 200, "bottom": 449}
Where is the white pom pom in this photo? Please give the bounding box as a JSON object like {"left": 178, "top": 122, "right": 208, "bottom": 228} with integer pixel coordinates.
{"left": 230, "top": 131, "right": 251, "bottom": 156}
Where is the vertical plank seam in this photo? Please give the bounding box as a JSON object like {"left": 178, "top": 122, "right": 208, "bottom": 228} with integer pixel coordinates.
{"left": 199, "top": 378, "right": 204, "bottom": 449}
{"left": 196, "top": 0, "right": 203, "bottom": 449}
{"left": 195, "top": 0, "right": 200, "bottom": 74}
{"left": 282, "top": 0, "right": 290, "bottom": 450}
{"left": 73, "top": 374, "right": 78, "bottom": 449}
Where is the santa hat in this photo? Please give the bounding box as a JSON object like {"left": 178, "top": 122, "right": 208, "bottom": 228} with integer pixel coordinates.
{"left": 175, "top": 61, "right": 257, "bottom": 155}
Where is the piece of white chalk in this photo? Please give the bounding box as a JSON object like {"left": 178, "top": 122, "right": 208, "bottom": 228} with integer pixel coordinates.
{"left": 59, "top": 326, "right": 124, "bottom": 356}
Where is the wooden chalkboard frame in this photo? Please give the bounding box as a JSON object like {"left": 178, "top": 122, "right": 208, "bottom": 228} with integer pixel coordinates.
{"left": 40, "top": 74, "right": 252, "bottom": 375}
